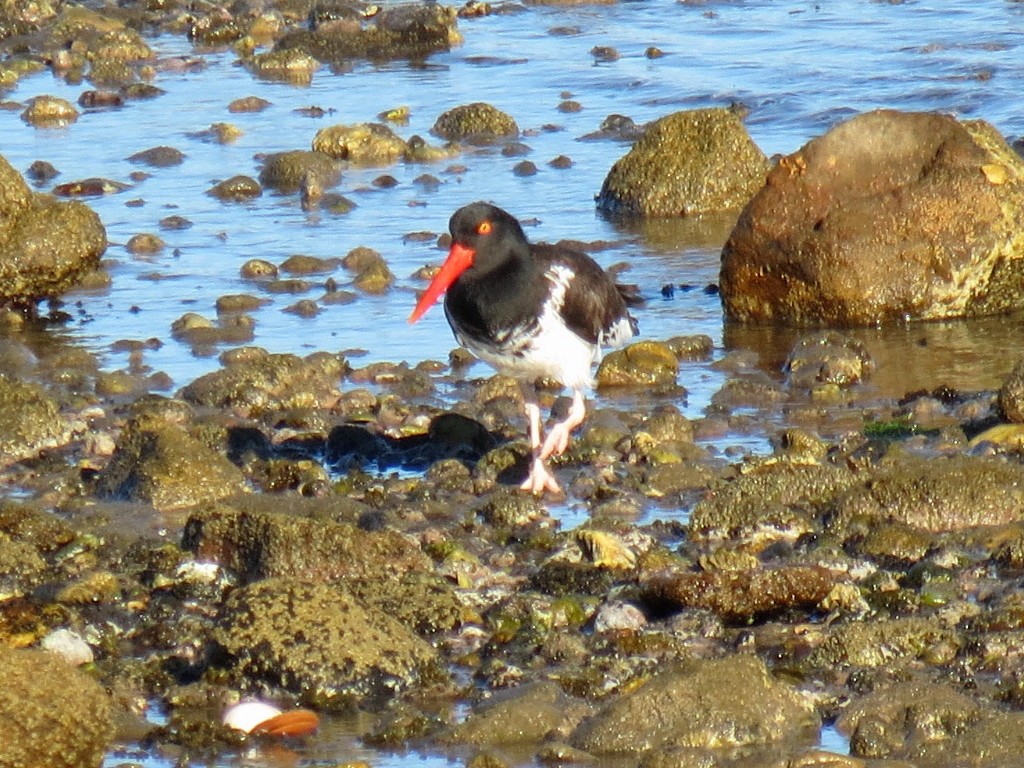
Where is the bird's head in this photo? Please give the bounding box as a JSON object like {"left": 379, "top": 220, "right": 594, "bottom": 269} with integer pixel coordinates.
{"left": 408, "top": 202, "right": 527, "bottom": 323}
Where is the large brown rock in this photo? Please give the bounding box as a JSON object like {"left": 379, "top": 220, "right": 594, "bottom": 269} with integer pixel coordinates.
{"left": 596, "top": 108, "right": 770, "bottom": 218}
{"left": 720, "top": 109, "right": 1024, "bottom": 326}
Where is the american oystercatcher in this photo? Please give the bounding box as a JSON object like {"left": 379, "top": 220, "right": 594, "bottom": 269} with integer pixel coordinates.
{"left": 409, "top": 202, "right": 639, "bottom": 494}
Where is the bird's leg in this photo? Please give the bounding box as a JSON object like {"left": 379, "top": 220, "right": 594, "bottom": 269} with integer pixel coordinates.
{"left": 540, "top": 388, "right": 586, "bottom": 460}
{"left": 520, "top": 385, "right": 561, "bottom": 495}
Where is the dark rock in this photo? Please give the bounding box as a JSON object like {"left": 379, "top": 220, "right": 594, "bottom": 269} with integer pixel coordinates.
{"left": 721, "top": 110, "right": 1024, "bottom": 326}
{"left": 127, "top": 145, "right": 185, "bottom": 167}
{"left": 641, "top": 564, "right": 839, "bottom": 621}
{"left": 596, "top": 108, "right": 769, "bottom": 218}
{"left": 784, "top": 331, "right": 875, "bottom": 390}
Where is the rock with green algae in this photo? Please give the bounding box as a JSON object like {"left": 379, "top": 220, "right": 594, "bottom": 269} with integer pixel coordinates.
{"left": 998, "top": 358, "right": 1024, "bottom": 423}
{"left": 570, "top": 655, "right": 817, "bottom": 755}
{"left": 312, "top": 122, "right": 408, "bottom": 165}
{"left": 832, "top": 454, "right": 1024, "bottom": 533}
{"left": 833, "top": 679, "right": 1012, "bottom": 763}
{"left": 688, "top": 459, "right": 860, "bottom": 547}
{"left": 0, "top": 646, "right": 114, "bottom": 768}
{"left": 0, "top": 154, "right": 106, "bottom": 307}
{"left": 177, "top": 348, "right": 346, "bottom": 414}
{"left": 0, "top": 531, "right": 46, "bottom": 600}
{"left": 439, "top": 681, "right": 592, "bottom": 746}
{"left": 431, "top": 101, "right": 518, "bottom": 142}
{"left": 214, "top": 577, "right": 442, "bottom": 706}
{"left": 274, "top": 4, "right": 461, "bottom": 65}
{"left": 596, "top": 108, "right": 770, "bottom": 218}
{"left": 805, "top": 616, "right": 960, "bottom": 670}
{"left": 95, "top": 413, "right": 247, "bottom": 511}
{"left": 0, "top": 374, "right": 69, "bottom": 465}
{"left": 595, "top": 341, "right": 679, "bottom": 390}
{"left": 182, "top": 499, "right": 463, "bottom": 633}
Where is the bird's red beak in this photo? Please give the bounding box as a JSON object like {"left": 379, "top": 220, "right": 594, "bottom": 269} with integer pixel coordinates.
{"left": 408, "top": 242, "right": 475, "bottom": 323}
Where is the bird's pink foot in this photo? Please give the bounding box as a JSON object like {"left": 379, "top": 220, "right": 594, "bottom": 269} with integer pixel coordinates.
{"left": 539, "top": 421, "right": 573, "bottom": 460}
{"left": 520, "top": 456, "right": 562, "bottom": 495}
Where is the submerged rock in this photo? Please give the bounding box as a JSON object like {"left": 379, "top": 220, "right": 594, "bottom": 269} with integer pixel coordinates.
{"left": 0, "top": 153, "right": 106, "bottom": 308}
{"left": 721, "top": 109, "right": 1024, "bottom": 325}
{"left": 0, "top": 646, "right": 114, "bottom": 768}
{"left": 595, "top": 108, "right": 770, "bottom": 218}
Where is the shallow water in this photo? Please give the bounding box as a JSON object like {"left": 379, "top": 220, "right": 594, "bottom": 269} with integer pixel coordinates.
{"left": 3, "top": 0, "right": 1024, "bottom": 415}
{"left": 3, "top": 0, "right": 1024, "bottom": 763}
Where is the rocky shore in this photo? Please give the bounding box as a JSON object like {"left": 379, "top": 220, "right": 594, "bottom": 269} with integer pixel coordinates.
{"left": 4, "top": 1, "right": 1024, "bottom": 768}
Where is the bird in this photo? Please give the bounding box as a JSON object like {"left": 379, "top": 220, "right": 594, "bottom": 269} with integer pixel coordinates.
{"left": 409, "top": 201, "right": 639, "bottom": 494}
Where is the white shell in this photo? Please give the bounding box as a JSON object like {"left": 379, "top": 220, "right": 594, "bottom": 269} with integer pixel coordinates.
{"left": 41, "top": 628, "right": 94, "bottom": 666}
{"left": 222, "top": 701, "right": 282, "bottom": 733}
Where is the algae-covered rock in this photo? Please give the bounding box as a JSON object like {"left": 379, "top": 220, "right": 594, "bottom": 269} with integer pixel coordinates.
{"left": 596, "top": 108, "right": 770, "bottom": 218}
{"left": 721, "top": 110, "right": 1024, "bottom": 326}
{"left": 0, "top": 374, "right": 69, "bottom": 465}
{"left": 807, "top": 616, "right": 959, "bottom": 669}
{"left": 182, "top": 500, "right": 429, "bottom": 584}
{"left": 95, "top": 414, "right": 248, "bottom": 510}
{"left": 0, "top": 646, "right": 114, "bottom": 768}
{"left": 595, "top": 341, "right": 679, "bottom": 390}
{"left": 441, "top": 681, "right": 589, "bottom": 746}
{"left": 215, "top": 577, "right": 441, "bottom": 705}
{"left": 571, "top": 656, "right": 817, "bottom": 754}
{"left": 258, "top": 149, "right": 341, "bottom": 194}
{"left": 689, "top": 459, "right": 859, "bottom": 547}
{"left": 177, "top": 349, "right": 345, "bottom": 415}
{"left": 312, "top": 122, "right": 408, "bottom": 165}
{"left": 641, "top": 564, "right": 840, "bottom": 621}
{"left": 431, "top": 102, "right": 518, "bottom": 142}
{"left": 274, "top": 3, "right": 460, "bottom": 64}
{"left": 341, "top": 246, "right": 395, "bottom": 292}
{"left": 0, "top": 531, "right": 46, "bottom": 600}
{"left": 833, "top": 454, "right": 1024, "bottom": 532}
{"left": 0, "top": 154, "right": 106, "bottom": 307}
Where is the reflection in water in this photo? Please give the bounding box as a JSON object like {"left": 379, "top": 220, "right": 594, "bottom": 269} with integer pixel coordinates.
{"left": 723, "top": 312, "right": 1024, "bottom": 399}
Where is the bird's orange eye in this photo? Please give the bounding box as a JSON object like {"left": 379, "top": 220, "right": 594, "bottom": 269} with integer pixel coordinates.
{"left": 477, "top": 220, "right": 492, "bottom": 235}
